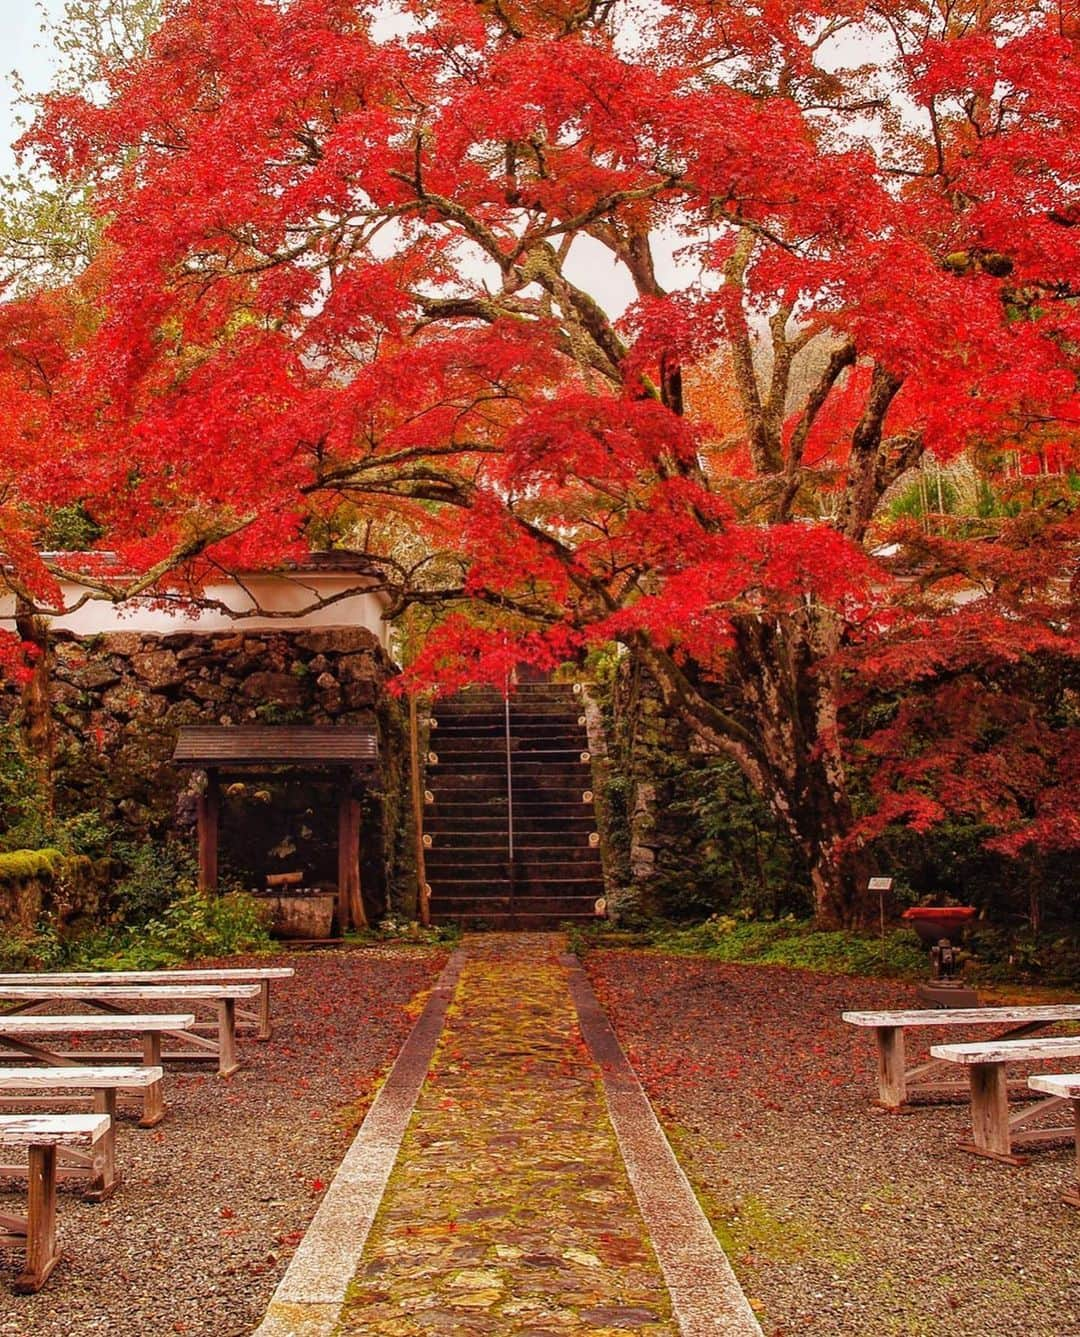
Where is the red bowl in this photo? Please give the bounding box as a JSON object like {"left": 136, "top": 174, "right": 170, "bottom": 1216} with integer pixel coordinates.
{"left": 902, "top": 905, "right": 977, "bottom": 945}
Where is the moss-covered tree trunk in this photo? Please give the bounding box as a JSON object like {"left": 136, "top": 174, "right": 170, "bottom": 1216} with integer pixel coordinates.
{"left": 14, "top": 607, "right": 54, "bottom": 819}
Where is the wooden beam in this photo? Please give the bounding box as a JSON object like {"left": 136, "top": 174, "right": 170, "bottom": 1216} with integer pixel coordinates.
{"left": 337, "top": 784, "right": 351, "bottom": 932}
{"left": 334, "top": 776, "right": 367, "bottom": 934}
{"left": 346, "top": 787, "right": 366, "bottom": 932}
{"left": 197, "top": 769, "right": 220, "bottom": 893}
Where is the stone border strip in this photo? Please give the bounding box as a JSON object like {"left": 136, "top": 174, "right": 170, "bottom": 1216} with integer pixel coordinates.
{"left": 563, "top": 953, "right": 764, "bottom": 1337}
{"left": 252, "top": 949, "right": 467, "bottom": 1337}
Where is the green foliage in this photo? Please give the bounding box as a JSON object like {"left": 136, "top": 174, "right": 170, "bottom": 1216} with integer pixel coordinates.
{"left": 39, "top": 503, "right": 104, "bottom": 551}
{"left": 887, "top": 470, "right": 960, "bottom": 523}
{"left": 654, "top": 759, "right": 809, "bottom": 920}
{"left": 2, "top": 890, "right": 273, "bottom": 972}
{"left": 581, "top": 915, "right": 929, "bottom": 978}
{"left": 71, "top": 889, "right": 273, "bottom": 970}
{"left": 963, "top": 927, "right": 1080, "bottom": 987}
{"left": 106, "top": 838, "right": 198, "bottom": 923}
{"left": 575, "top": 912, "right": 1080, "bottom": 987}
{"left": 348, "top": 917, "right": 461, "bottom": 946}
{"left": 0, "top": 720, "right": 116, "bottom": 859}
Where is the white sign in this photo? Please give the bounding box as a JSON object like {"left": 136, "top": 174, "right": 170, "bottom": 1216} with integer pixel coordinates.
{"left": 868, "top": 877, "right": 894, "bottom": 892}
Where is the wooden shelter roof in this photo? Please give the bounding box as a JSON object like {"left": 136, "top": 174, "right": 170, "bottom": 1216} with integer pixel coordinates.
{"left": 172, "top": 726, "right": 378, "bottom": 767}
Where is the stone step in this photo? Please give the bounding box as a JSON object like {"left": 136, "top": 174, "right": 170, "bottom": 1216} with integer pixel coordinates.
{"left": 428, "top": 768, "right": 592, "bottom": 787}
{"left": 424, "top": 828, "right": 596, "bottom": 848}
{"left": 426, "top": 854, "right": 604, "bottom": 876}
{"left": 434, "top": 706, "right": 584, "bottom": 723}
{"left": 431, "top": 742, "right": 588, "bottom": 759}
{"left": 427, "top": 877, "right": 605, "bottom": 897}
{"left": 424, "top": 813, "right": 595, "bottom": 829}
{"left": 430, "top": 912, "right": 599, "bottom": 930}
{"left": 425, "top": 796, "right": 596, "bottom": 818}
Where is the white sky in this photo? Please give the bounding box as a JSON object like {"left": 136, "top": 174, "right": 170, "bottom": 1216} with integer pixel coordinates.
{"left": 0, "top": 3, "right": 891, "bottom": 317}
{"left": 1, "top": 1, "right": 64, "bottom": 175}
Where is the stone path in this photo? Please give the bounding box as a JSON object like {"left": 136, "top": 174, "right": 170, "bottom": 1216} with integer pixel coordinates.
{"left": 257, "top": 934, "right": 761, "bottom": 1337}
{"left": 338, "top": 935, "right": 673, "bottom": 1334}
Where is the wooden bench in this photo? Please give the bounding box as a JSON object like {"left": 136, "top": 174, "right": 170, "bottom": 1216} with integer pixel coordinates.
{"left": 0, "top": 984, "right": 261, "bottom": 1077}
{"left": 842, "top": 1005, "right": 1080, "bottom": 1109}
{"left": 0, "top": 1014, "right": 195, "bottom": 1126}
{"left": 930, "top": 1035, "right": 1080, "bottom": 1164}
{"left": 1028, "top": 1074, "right": 1080, "bottom": 1206}
{"left": 0, "top": 1113, "right": 110, "bottom": 1292}
{"left": 0, "top": 968, "right": 294, "bottom": 1040}
{"left": 0, "top": 1066, "right": 163, "bottom": 1201}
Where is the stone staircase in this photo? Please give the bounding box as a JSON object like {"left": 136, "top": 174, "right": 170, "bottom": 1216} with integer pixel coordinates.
{"left": 423, "top": 683, "right": 605, "bottom": 929}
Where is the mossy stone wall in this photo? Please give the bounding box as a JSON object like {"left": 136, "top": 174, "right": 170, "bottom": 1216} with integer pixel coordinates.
{"left": 1, "top": 627, "right": 414, "bottom": 922}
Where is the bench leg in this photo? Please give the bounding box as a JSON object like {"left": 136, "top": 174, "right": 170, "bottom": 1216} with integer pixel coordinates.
{"left": 257, "top": 980, "right": 272, "bottom": 1041}
{"left": 874, "top": 1026, "right": 907, "bottom": 1109}
{"left": 83, "top": 1091, "right": 121, "bottom": 1203}
{"left": 217, "top": 998, "right": 239, "bottom": 1077}
{"left": 960, "top": 1062, "right": 1026, "bottom": 1165}
{"left": 13, "top": 1145, "right": 60, "bottom": 1293}
{"left": 140, "top": 1033, "right": 166, "bottom": 1128}
{"left": 1064, "top": 1102, "right": 1080, "bottom": 1208}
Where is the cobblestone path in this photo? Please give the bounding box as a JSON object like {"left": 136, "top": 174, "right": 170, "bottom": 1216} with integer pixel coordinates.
{"left": 336, "top": 934, "right": 676, "bottom": 1335}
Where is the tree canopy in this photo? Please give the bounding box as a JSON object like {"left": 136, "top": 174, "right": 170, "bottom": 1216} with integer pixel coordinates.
{"left": 1, "top": 0, "right": 1077, "bottom": 920}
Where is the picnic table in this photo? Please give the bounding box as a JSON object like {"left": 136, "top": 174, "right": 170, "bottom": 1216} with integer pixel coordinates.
{"left": 1028, "top": 1074, "right": 1080, "bottom": 1206}
{"left": 930, "top": 1034, "right": 1080, "bottom": 1164}
{"left": 0, "top": 968, "right": 294, "bottom": 1040}
{"left": 0, "top": 1013, "right": 195, "bottom": 1126}
{"left": 0, "top": 1066, "right": 163, "bottom": 1200}
{"left": 842, "top": 1004, "right": 1080, "bottom": 1109}
{"left": 0, "top": 984, "right": 261, "bottom": 1077}
{"left": 0, "top": 1113, "right": 111, "bottom": 1292}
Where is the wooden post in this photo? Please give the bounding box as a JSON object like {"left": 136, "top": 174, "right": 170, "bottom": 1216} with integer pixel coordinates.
{"left": 197, "top": 769, "right": 220, "bottom": 893}
{"left": 964, "top": 1062, "right": 1014, "bottom": 1160}
{"left": 217, "top": 998, "right": 239, "bottom": 1077}
{"left": 409, "top": 695, "right": 430, "bottom": 926}
{"left": 348, "top": 796, "right": 365, "bottom": 930}
{"left": 337, "top": 778, "right": 367, "bottom": 933}
{"left": 1066, "top": 1102, "right": 1080, "bottom": 1209}
{"left": 875, "top": 1026, "right": 907, "bottom": 1109}
{"left": 140, "top": 1032, "right": 165, "bottom": 1128}
{"left": 14, "top": 1145, "right": 59, "bottom": 1293}
{"left": 257, "top": 980, "right": 272, "bottom": 1041}
{"left": 337, "top": 784, "right": 351, "bottom": 933}
{"left": 86, "top": 1089, "right": 120, "bottom": 1201}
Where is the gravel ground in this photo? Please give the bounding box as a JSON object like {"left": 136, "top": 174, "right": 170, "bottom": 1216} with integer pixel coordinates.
{"left": 0, "top": 944, "right": 447, "bottom": 1337}
{"left": 586, "top": 949, "right": 1080, "bottom": 1337}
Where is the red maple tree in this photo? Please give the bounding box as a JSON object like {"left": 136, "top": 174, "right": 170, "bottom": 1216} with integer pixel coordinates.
{"left": 2, "top": 0, "right": 1077, "bottom": 921}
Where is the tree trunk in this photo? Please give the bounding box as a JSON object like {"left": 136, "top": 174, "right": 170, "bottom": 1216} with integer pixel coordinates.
{"left": 13, "top": 607, "right": 54, "bottom": 818}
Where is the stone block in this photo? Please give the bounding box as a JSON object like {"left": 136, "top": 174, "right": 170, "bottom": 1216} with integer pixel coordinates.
{"left": 240, "top": 671, "right": 307, "bottom": 706}
{"left": 295, "top": 628, "right": 379, "bottom": 655}
{"left": 344, "top": 680, "right": 377, "bottom": 708}
{"left": 131, "top": 649, "right": 185, "bottom": 688}
{"left": 102, "top": 685, "right": 148, "bottom": 719}
{"left": 100, "top": 632, "right": 145, "bottom": 658}
{"left": 73, "top": 663, "right": 121, "bottom": 691}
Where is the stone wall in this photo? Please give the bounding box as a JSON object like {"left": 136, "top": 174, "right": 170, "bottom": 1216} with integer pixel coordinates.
{"left": 594, "top": 652, "right": 805, "bottom": 922}
{"left": 0, "top": 849, "right": 110, "bottom": 948}
{"left": 5, "top": 626, "right": 414, "bottom": 921}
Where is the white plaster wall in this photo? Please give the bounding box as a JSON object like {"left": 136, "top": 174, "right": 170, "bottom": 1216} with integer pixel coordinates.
{"left": 0, "top": 574, "right": 392, "bottom": 651}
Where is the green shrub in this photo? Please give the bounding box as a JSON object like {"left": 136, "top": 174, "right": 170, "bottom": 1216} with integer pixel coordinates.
{"left": 643, "top": 915, "right": 928, "bottom": 978}
{"left": 107, "top": 839, "right": 198, "bottom": 923}
{"left": 83, "top": 889, "right": 273, "bottom": 970}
